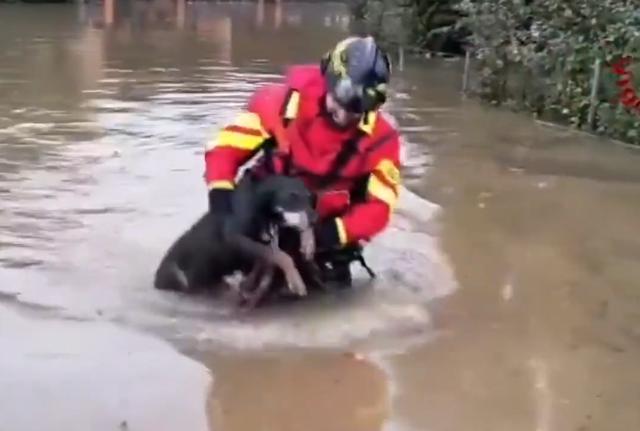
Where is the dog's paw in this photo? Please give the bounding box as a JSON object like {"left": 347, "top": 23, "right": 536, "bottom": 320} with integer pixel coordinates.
{"left": 235, "top": 290, "right": 264, "bottom": 312}
{"left": 299, "top": 228, "right": 316, "bottom": 261}
{"left": 285, "top": 269, "right": 308, "bottom": 297}
{"left": 309, "top": 273, "right": 328, "bottom": 292}
{"left": 273, "top": 250, "right": 307, "bottom": 297}
{"left": 154, "top": 263, "right": 193, "bottom": 292}
{"left": 171, "top": 265, "right": 191, "bottom": 291}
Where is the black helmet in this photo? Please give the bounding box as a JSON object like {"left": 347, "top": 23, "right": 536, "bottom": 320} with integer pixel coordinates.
{"left": 320, "top": 36, "right": 391, "bottom": 113}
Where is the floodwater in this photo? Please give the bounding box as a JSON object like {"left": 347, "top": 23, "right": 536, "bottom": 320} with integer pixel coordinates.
{"left": 0, "top": 2, "right": 638, "bottom": 431}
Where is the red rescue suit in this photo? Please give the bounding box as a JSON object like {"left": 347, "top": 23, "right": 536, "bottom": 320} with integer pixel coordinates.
{"left": 204, "top": 64, "right": 401, "bottom": 248}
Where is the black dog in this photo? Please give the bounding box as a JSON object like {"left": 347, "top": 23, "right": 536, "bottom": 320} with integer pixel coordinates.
{"left": 153, "top": 174, "right": 320, "bottom": 307}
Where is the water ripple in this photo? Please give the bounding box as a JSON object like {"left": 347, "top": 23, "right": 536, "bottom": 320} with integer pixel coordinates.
{"left": 0, "top": 40, "right": 455, "bottom": 355}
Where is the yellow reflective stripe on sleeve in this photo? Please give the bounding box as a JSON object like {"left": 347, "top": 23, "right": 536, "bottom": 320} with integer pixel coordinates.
{"left": 204, "top": 112, "right": 270, "bottom": 152}
{"left": 234, "top": 112, "right": 269, "bottom": 134}
{"left": 284, "top": 91, "right": 300, "bottom": 120}
{"left": 374, "top": 159, "right": 400, "bottom": 187}
{"left": 215, "top": 129, "right": 265, "bottom": 151}
{"left": 207, "top": 180, "right": 234, "bottom": 190}
{"left": 367, "top": 174, "right": 398, "bottom": 209}
{"left": 335, "top": 217, "right": 348, "bottom": 246}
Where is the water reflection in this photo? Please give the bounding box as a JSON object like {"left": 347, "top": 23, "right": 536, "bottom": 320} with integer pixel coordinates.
{"left": 3, "top": 2, "right": 638, "bottom": 431}
{"left": 0, "top": 3, "right": 436, "bottom": 431}
{"left": 382, "top": 59, "right": 640, "bottom": 431}
{"left": 0, "top": 0, "right": 352, "bottom": 276}
{"left": 89, "top": 0, "right": 349, "bottom": 32}
{"left": 206, "top": 353, "right": 390, "bottom": 431}
{"left": 0, "top": 0, "right": 450, "bottom": 337}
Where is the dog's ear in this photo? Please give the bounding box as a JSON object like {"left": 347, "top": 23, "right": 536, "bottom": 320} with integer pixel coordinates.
{"left": 253, "top": 177, "right": 279, "bottom": 210}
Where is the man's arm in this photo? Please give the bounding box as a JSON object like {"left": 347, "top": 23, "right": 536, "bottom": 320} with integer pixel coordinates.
{"left": 315, "top": 139, "right": 401, "bottom": 248}
{"left": 204, "top": 85, "right": 284, "bottom": 213}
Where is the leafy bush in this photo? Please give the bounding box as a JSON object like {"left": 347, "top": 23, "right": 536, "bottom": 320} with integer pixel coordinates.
{"left": 458, "top": 0, "right": 640, "bottom": 144}
{"left": 350, "top": 0, "right": 640, "bottom": 145}
{"left": 347, "top": 0, "right": 462, "bottom": 52}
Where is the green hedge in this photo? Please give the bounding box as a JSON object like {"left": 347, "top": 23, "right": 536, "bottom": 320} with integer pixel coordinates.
{"left": 350, "top": 0, "right": 640, "bottom": 146}
{"left": 458, "top": 0, "right": 640, "bottom": 145}
{"left": 348, "top": 0, "right": 462, "bottom": 51}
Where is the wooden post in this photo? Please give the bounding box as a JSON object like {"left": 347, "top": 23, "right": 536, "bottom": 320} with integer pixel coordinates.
{"left": 256, "top": 0, "right": 264, "bottom": 27}
{"left": 588, "top": 58, "right": 602, "bottom": 130}
{"left": 176, "top": 0, "right": 186, "bottom": 30}
{"left": 274, "top": 0, "right": 282, "bottom": 29}
{"left": 462, "top": 50, "right": 471, "bottom": 96}
{"left": 77, "top": 0, "right": 86, "bottom": 24}
{"left": 104, "top": 0, "right": 114, "bottom": 26}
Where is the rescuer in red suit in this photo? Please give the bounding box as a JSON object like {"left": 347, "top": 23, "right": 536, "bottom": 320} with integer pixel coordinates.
{"left": 204, "top": 36, "right": 402, "bottom": 287}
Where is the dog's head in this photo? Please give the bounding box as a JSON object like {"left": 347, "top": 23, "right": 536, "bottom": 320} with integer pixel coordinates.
{"left": 254, "top": 175, "right": 318, "bottom": 261}
{"left": 257, "top": 175, "right": 317, "bottom": 232}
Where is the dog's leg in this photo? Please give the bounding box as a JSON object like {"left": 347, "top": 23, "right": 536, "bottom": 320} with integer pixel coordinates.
{"left": 154, "top": 261, "right": 191, "bottom": 292}
{"left": 154, "top": 213, "right": 224, "bottom": 293}
{"left": 239, "top": 265, "right": 276, "bottom": 311}
{"left": 228, "top": 233, "right": 307, "bottom": 297}
{"left": 233, "top": 262, "right": 265, "bottom": 302}
{"left": 300, "top": 259, "right": 328, "bottom": 292}
{"left": 299, "top": 226, "right": 316, "bottom": 261}
{"left": 239, "top": 231, "right": 281, "bottom": 308}
{"left": 297, "top": 226, "right": 328, "bottom": 290}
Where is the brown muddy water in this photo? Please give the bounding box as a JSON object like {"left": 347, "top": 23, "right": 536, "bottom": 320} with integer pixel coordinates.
{"left": 0, "top": 2, "right": 639, "bottom": 431}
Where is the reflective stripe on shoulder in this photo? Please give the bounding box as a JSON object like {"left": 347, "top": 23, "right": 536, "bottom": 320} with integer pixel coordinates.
{"left": 281, "top": 89, "right": 300, "bottom": 121}
{"left": 358, "top": 111, "right": 377, "bottom": 135}
{"left": 284, "top": 90, "right": 300, "bottom": 120}
{"left": 269, "top": 88, "right": 300, "bottom": 156}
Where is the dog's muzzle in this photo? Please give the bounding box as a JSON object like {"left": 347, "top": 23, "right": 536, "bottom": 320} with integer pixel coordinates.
{"left": 280, "top": 210, "right": 310, "bottom": 231}
{"left": 275, "top": 208, "right": 316, "bottom": 261}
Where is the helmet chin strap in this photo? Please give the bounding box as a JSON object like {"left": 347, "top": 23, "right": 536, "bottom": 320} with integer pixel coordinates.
{"left": 327, "top": 113, "right": 359, "bottom": 131}
{"left": 362, "top": 110, "right": 371, "bottom": 125}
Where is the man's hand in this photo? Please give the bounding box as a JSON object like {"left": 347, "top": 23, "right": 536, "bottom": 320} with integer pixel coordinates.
{"left": 313, "top": 218, "right": 342, "bottom": 252}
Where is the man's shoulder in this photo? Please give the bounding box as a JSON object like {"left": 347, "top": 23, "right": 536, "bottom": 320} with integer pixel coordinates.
{"left": 284, "top": 64, "right": 323, "bottom": 88}
{"left": 362, "top": 110, "right": 402, "bottom": 165}
{"left": 250, "top": 63, "right": 321, "bottom": 101}
{"left": 246, "top": 83, "right": 289, "bottom": 130}
{"left": 375, "top": 110, "right": 401, "bottom": 136}
{"left": 247, "top": 64, "right": 323, "bottom": 125}
{"left": 372, "top": 111, "right": 402, "bottom": 148}
{"left": 248, "top": 83, "right": 289, "bottom": 110}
